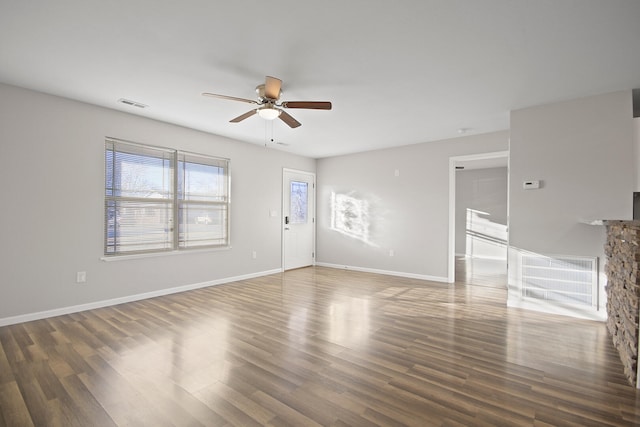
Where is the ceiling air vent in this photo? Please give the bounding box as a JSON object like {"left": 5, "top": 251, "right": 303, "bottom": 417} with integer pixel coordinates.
{"left": 118, "top": 98, "right": 148, "bottom": 109}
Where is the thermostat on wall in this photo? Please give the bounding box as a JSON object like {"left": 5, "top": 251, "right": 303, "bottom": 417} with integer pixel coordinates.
{"left": 523, "top": 180, "right": 540, "bottom": 190}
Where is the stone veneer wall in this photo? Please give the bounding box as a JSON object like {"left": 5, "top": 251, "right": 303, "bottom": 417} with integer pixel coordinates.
{"left": 604, "top": 221, "right": 640, "bottom": 387}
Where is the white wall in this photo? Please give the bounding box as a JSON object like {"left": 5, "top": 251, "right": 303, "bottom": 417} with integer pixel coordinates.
{"left": 316, "top": 131, "right": 509, "bottom": 281}
{"left": 4, "top": 82, "right": 631, "bottom": 324}
{"left": 508, "top": 90, "right": 634, "bottom": 318}
{"left": 455, "top": 167, "right": 508, "bottom": 258}
{"left": 0, "top": 84, "right": 315, "bottom": 323}
{"left": 510, "top": 91, "right": 633, "bottom": 256}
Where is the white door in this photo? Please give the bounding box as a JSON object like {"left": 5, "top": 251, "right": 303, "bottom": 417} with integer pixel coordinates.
{"left": 283, "top": 169, "right": 315, "bottom": 270}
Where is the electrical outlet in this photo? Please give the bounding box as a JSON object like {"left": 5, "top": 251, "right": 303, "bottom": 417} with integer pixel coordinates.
{"left": 76, "top": 271, "right": 87, "bottom": 283}
{"left": 252, "top": 251, "right": 257, "bottom": 259}
{"left": 389, "top": 249, "right": 395, "bottom": 257}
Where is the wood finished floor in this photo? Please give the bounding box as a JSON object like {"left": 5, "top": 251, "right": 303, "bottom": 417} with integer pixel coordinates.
{"left": 455, "top": 256, "right": 507, "bottom": 289}
{"left": 1, "top": 266, "right": 639, "bottom": 426}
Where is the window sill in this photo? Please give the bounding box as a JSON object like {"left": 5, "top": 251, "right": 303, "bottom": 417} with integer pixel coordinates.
{"left": 100, "top": 246, "right": 232, "bottom": 262}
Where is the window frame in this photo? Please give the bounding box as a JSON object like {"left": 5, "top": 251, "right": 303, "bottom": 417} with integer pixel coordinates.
{"left": 104, "top": 137, "right": 230, "bottom": 257}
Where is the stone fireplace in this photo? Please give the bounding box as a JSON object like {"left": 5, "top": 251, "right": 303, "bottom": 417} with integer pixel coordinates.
{"left": 604, "top": 220, "right": 640, "bottom": 387}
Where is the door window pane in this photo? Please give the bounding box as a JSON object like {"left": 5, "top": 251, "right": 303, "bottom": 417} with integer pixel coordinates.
{"left": 290, "top": 181, "right": 308, "bottom": 224}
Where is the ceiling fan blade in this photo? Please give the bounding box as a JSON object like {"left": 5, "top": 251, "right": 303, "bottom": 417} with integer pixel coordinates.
{"left": 281, "top": 101, "right": 332, "bottom": 110}
{"left": 230, "top": 109, "right": 257, "bottom": 123}
{"left": 278, "top": 110, "right": 302, "bottom": 128}
{"left": 202, "top": 93, "right": 258, "bottom": 104}
{"left": 264, "top": 76, "right": 282, "bottom": 100}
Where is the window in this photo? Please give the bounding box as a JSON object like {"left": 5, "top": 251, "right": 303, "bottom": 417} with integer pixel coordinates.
{"left": 105, "top": 138, "right": 229, "bottom": 255}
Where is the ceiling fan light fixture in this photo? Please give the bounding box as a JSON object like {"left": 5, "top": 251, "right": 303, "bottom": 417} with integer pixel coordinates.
{"left": 257, "top": 105, "right": 281, "bottom": 120}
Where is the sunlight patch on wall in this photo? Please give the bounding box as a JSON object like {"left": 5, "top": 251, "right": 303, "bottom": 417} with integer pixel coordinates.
{"left": 330, "top": 191, "right": 376, "bottom": 246}
{"left": 465, "top": 208, "right": 507, "bottom": 259}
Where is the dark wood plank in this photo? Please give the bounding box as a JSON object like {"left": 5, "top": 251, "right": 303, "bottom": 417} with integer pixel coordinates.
{"left": 0, "top": 381, "right": 34, "bottom": 427}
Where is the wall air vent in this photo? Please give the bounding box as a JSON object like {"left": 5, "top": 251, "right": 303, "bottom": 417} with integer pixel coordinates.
{"left": 519, "top": 253, "right": 598, "bottom": 307}
{"left": 118, "top": 98, "right": 148, "bottom": 109}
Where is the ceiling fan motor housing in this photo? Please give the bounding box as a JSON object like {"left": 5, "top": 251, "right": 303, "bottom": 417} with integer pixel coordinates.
{"left": 256, "top": 84, "right": 282, "bottom": 102}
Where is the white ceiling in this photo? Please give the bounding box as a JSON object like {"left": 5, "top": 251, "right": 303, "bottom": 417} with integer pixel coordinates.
{"left": 1, "top": 1, "right": 639, "bottom": 158}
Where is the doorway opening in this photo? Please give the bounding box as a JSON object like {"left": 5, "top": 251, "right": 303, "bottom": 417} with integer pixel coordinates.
{"left": 448, "top": 151, "right": 509, "bottom": 286}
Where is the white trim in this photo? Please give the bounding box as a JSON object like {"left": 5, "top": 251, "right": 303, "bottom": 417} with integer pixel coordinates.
{"left": 464, "top": 254, "right": 508, "bottom": 261}
{"left": 282, "top": 167, "right": 317, "bottom": 176}
{"left": 455, "top": 253, "right": 507, "bottom": 260}
{"left": 0, "top": 269, "right": 281, "bottom": 327}
{"left": 101, "top": 245, "right": 232, "bottom": 262}
{"left": 316, "top": 262, "right": 449, "bottom": 283}
{"left": 448, "top": 157, "right": 457, "bottom": 283}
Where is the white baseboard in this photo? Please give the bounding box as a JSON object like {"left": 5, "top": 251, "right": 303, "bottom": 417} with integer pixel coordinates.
{"left": 0, "top": 268, "right": 282, "bottom": 327}
{"left": 316, "top": 262, "right": 448, "bottom": 283}
{"left": 507, "top": 297, "right": 606, "bottom": 322}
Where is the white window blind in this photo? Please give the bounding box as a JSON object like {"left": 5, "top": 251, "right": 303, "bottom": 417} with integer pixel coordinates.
{"left": 177, "top": 151, "right": 229, "bottom": 249}
{"left": 105, "top": 138, "right": 230, "bottom": 255}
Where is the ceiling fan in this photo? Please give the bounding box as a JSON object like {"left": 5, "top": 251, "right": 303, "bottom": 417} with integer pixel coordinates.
{"left": 202, "top": 76, "right": 331, "bottom": 128}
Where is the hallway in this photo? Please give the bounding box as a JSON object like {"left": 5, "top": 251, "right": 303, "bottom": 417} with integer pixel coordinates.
{"left": 455, "top": 256, "right": 507, "bottom": 289}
